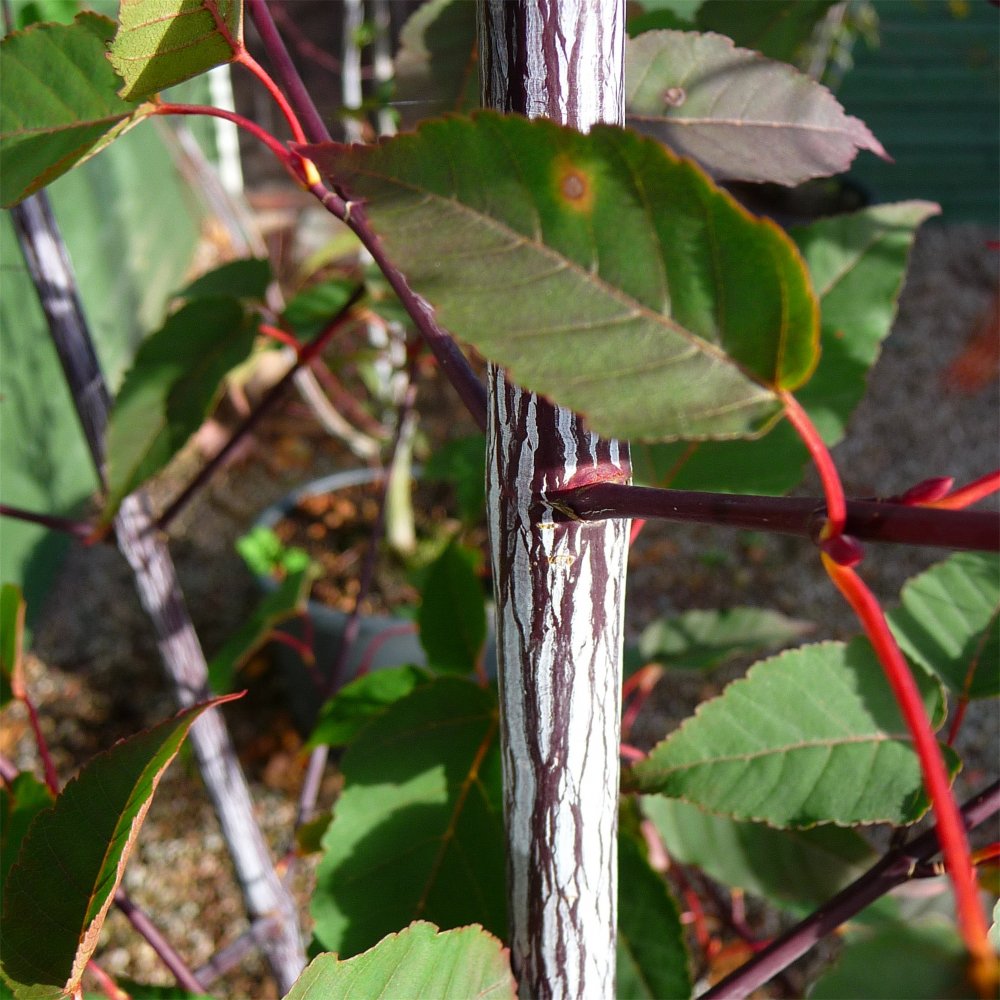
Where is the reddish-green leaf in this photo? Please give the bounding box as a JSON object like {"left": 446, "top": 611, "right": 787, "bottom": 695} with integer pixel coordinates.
{"left": 287, "top": 922, "right": 516, "bottom": 1000}
{"left": 311, "top": 678, "right": 506, "bottom": 957}
{"left": 888, "top": 553, "right": 999, "bottom": 702}
{"left": 0, "top": 13, "right": 152, "bottom": 208}
{"left": 0, "top": 695, "right": 238, "bottom": 1000}
{"left": 105, "top": 296, "right": 259, "bottom": 517}
{"left": 305, "top": 113, "right": 819, "bottom": 442}
{"left": 109, "top": 0, "right": 242, "bottom": 102}
{"left": 626, "top": 30, "right": 887, "bottom": 185}
{"left": 628, "top": 638, "right": 959, "bottom": 827}
{"left": 617, "top": 829, "right": 691, "bottom": 1000}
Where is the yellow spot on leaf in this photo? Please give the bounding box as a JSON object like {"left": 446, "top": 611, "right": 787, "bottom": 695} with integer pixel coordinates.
{"left": 553, "top": 156, "right": 595, "bottom": 214}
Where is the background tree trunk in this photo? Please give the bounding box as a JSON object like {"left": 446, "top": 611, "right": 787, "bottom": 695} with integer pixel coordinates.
{"left": 478, "top": 3, "right": 630, "bottom": 997}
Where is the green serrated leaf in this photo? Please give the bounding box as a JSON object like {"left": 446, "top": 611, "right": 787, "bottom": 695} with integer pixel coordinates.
{"left": 0, "top": 772, "right": 55, "bottom": 891}
{"left": 286, "top": 922, "right": 517, "bottom": 1000}
{"left": 312, "top": 678, "right": 505, "bottom": 957}
{"left": 105, "top": 296, "right": 258, "bottom": 517}
{"left": 0, "top": 13, "right": 152, "bottom": 208}
{"left": 0, "top": 583, "right": 25, "bottom": 708}
{"left": 393, "top": 0, "right": 479, "bottom": 131}
{"left": 617, "top": 830, "right": 691, "bottom": 1000}
{"left": 305, "top": 112, "right": 819, "bottom": 443}
{"left": 888, "top": 552, "right": 1000, "bottom": 701}
{"left": 418, "top": 541, "right": 486, "bottom": 675}
{"left": 423, "top": 434, "right": 487, "bottom": 525}
{"left": 10, "top": 0, "right": 81, "bottom": 30}
{"left": 281, "top": 278, "right": 358, "bottom": 340}
{"left": 632, "top": 200, "right": 938, "bottom": 490}
{"left": 207, "top": 563, "right": 316, "bottom": 693}
{"left": 307, "top": 664, "right": 431, "bottom": 749}
{"left": 791, "top": 201, "right": 940, "bottom": 445}
{"left": 809, "top": 921, "right": 971, "bottom": 999}
{"left": 109, "top": 0, "right": 241, "bottom": 102}
{"left": 0, "top": 695, "right": 238, "bottom": 999}
{"left": 176, "top": 257, "right": 271, "bottom": 302}
{"left": 626, "top": 30, "right": 886, "bottom": 185}
{"left": 236, "top": 525, "right": 311, "bottom": 579}
{"left": 628, "top": 638, "right": 959, "bottom": 827}
{"left": 642, "top": 796, "right": 877, "bottom": 913}
{"left": 636, "top": 606, "right": 813, "bottom": 671}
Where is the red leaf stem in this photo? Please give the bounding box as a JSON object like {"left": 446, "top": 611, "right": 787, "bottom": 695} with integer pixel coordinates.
{"left": 621, "top": 663, "right": 664, "bottom": 737}
{"left": 924, "top": 469, "right": 1000, "bottom": 511}
{"left": 234, "top": 48, "right": 309, "bottom": 145}
{"left": 258, "top": 323, "right": 302, "bottom": 352}
{"left": 153, "top": 103, "right": 308, "bottom": 183}
{"left": 269, "top": 629, "right": 315, "bottom": 666}
{"left": 822, "top": 555, "right": 993, "bottom": 980}
{"left": 780, "top": 390, "right": 845, "bottom": 538}
{"left": 628, "top": 518, "right": 646, "bottom": 546}
{"left": 783, "top": 388, "right": 994, "bottom": 986}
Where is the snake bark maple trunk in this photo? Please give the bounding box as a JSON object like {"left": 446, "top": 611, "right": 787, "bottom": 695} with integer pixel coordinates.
{"left": 479, "top": 3, "right": 630, "bottom": 997}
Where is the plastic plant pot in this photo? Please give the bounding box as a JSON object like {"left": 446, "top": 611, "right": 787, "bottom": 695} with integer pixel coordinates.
{"left": 254, "top": 467, "right": 427, "bottom": 730}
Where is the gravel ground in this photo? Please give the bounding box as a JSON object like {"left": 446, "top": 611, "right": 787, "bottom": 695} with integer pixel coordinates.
{"left": 7, "top": 220, "right": 998, "bottom": 997}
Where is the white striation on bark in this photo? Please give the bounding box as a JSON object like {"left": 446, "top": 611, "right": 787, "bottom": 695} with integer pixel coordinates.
{"left": 480, "top": 3, "right": 629, "bottom": 998}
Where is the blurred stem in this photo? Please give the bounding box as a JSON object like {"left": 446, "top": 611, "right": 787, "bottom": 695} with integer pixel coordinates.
{"left": 385, "top": 407, "right": 418, "bottom": 555}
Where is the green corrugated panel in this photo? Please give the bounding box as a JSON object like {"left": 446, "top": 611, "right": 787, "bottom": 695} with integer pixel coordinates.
{"left": 836, "top": 0, "right": 999, "bottom": 223}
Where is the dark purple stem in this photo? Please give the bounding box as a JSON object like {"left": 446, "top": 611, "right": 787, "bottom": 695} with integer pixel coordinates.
{"left": 294, "top": 375, "right": 420, "bottom": 829}
{"left": 113, "top": 891, "right": 205, "bottom": 994}
{"left": 309, "top": 182, "right": 489, "bottom": 432}
{"left": 0, "top": 505, "right": 95, "bottom": 541}
{"left": 156, "top": 286, "right": 364, "bottom": 532}
{"left": 247, "top": 0, "right": 332, "bottom": 144}
{"left": 701, "top": 780, "right": 1000, "bottom": 999}
{"left": 547, "top": 483, "right": 1000, "bottom": 553}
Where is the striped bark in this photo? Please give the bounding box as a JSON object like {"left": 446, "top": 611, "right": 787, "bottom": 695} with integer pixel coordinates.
{"left": 479, "top": 4, "right": 630, "bottom": 997}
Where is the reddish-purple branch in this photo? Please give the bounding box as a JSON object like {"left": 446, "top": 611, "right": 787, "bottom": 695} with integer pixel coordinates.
{"left": 308, "top": 180, "right": 488, "bottom": 431}
{"left": 0, "top": 504, "right": 95, "bottom": 540}
{"left": 247, "top": 0, "right": 332, "bottom": 144}
{"left": 546, "top": 483, "right": 999, "bottom": 552}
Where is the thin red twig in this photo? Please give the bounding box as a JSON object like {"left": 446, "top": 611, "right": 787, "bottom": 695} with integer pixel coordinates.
{"left": 153, "top": 102, "right": 309, "bottom": 183}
